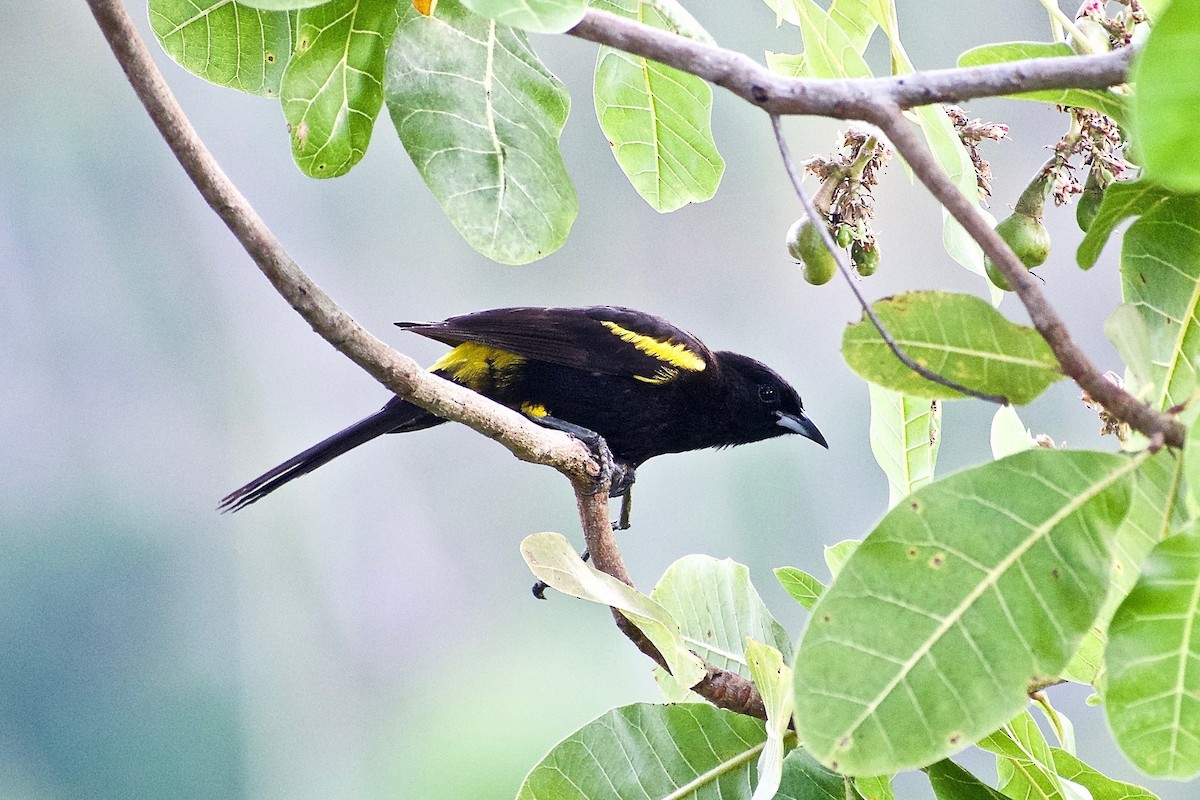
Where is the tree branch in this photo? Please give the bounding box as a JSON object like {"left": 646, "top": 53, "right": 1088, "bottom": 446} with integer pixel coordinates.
{"left": 568, "top": 8, "right": 1133, "bottom": 118}
{"left": 570, "top": 8, "right": 1183, "bottom": 449}
{"left": 867, "top": 107, "right": 1186, "bottom": 448}
{"left": 85, "top": 0, "right": 768, "bottom": 719}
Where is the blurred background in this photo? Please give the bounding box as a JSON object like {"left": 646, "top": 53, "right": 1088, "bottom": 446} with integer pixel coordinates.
{"left": 1, "top": 2, "right": 1180, "bottom": 798}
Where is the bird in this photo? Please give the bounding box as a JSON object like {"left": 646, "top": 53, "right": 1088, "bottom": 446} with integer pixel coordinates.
{"left": 219, "top": 305, "right": 828, "bottom": 513}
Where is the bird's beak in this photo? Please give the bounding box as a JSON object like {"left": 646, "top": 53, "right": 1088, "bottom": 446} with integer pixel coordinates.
{"left": 776, "top": 411, "right": 829, "bottom": 449}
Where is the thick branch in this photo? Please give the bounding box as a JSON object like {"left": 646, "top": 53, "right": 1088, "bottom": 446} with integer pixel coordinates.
{"left": 568, "top": 8, "right": 1133, "bottom": 117}
{"left": 868, "top": 107, "right": 1187, "bottom": 448}
{"left": 86, "top": 0, "right": 768, "bottom": 719}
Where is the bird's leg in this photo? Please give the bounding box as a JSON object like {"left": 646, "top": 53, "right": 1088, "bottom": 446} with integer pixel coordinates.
{"left": 528, "top": 414, "right": 635, "bottom": 598}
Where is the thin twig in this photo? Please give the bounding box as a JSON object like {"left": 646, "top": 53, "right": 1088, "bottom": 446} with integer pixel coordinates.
{"left": 771, "top": 115, "right": 1009, "bottom": 405}
{"left": 85, "top": 0, "right": 768, "bottom": 719}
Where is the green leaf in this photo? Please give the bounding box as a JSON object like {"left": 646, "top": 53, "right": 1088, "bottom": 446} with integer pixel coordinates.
{"left": 869, "top": 4, "right": 998, "bottom": 300}
{"left": 651, "top": 555, "right": 793, "bottom": 677}
{"left": 1076, "top": 179, "right": 1175, "bottom": 270}
{"left": 868, "top": 384, "right": 941, "bottom": 507}
{"left": 238, "top": 0, "right": 327, "bottom": 8}
{"left": 459, "top": 0, "right": 584, "bottom": 33}
{"left": 792, "top": 0, "right": 872, "bottom": 79}
{"left": 766, "top": 51, "right": 807, "bottom": 77}
{"left": 774, "top": 748, "right": 851, "bottom": 800}
{"left": 793, "top": 449, "right": 1140, "bottom": 775}
{"left": 823, "top": 539, "right": 859, "bottom": 579}
{"left": 1106, "top": 528, "right": 1200, "bottom": 778}
{"left": 829, "top": 0, "right": 876, "bottom": 52}
{"left": 854, "top": 774, "right": 894, "bottom": 800}
{"left": 1120, "top": 192, "right": 1200, "bottom": 410}
{"left": 1106, "top": 303, "right": 1156, "bottom": 395}
{"left": 990, "top": 405, "right": 1038, "bottom": 460}
{"left": 958, "top": 42, "right": 1127, "bottom": 122}
{"left": 1050, "top": 748, "right": 1159, "bottom": 800}
{"left": 745, "top": 640, "right": 794, "bottom": 800}
{"left": 520, "top": 533, "right": 705, "bottom": 688}
{"left": 149, "top": 0, "right": 296, "bottom": 96}
{"left": 927, "top": 759, "right": 1009, "bottom": 800}
{"left": 280, "top": 0, "right": 399, "bottom": 177}
{"left": 591, "top": 0, "right": 724, "bottom": 212}
{"left": 775, "top": 566, "right": 825, "bottom": 610}
{"left": 1132, "top": 0, "right": 1200, "bottom": 193}
{"left": 978, "top": 710, "right": 1066, "bottom": 800}
{"left": 385, "top": 0, "right": 577, "bottom": 264}
{"left": 842, "top": 292, "right": 1063, "bottom": 404}
{"left": 516, "top": 703, "right": 767, "bottom": 799}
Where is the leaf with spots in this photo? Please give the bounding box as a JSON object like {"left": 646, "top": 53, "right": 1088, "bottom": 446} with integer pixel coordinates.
{"left": 1106, "top": 527, "right": 1200, "bottom": 779}
{"left": 385, "top": 0, "right": 577, "bottom": 264}
{"left": 516, "top": 703, "right": 769, "bottom": 800}
{"left": 149, "top": 0, "right": 297, "bottom": 97}
{"left": 842, "top": 291, "right": 1063, "bottom": 404}
{"left": 591, "top": 0, "right": 724, "bottom": 212}
{"left": 280, "top": 0, "right": 399, "bottom": 178}
{"left": 793, "top": 449, "right": 1140, "bottom": 775}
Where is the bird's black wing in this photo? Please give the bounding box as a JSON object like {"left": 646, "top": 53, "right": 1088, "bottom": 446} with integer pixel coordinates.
{"left": 397, "top": 306, "right": 714, "bottom": 384}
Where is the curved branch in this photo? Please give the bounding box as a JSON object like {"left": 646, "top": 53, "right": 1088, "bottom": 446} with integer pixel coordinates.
{"left": 867, "top": 106, "right": 1186, "bottom": 448}
{"left": 85, "top": 0, "right": 768, "bottom": 719}
{"left": 568, "top": 8, "right": 1133, "bottom": 118}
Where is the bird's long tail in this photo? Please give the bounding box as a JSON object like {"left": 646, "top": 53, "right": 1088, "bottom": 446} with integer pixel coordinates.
{"left": 219, "top": 397, "right": 442, "bottom": 512}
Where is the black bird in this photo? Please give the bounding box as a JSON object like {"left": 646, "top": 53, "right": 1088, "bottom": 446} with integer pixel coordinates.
{"left": 219, "top": 306, "right": 827, "bottom": 513}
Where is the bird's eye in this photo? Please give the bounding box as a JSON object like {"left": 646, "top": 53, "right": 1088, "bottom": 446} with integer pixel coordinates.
{"left": 758, "top": 386, "right": 779, "bottom": 404}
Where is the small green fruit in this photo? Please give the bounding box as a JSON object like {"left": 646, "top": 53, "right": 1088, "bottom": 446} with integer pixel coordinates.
{"left": 1071, "top": 17, "right": 1111, "bottom": 55}
{"left": 786, "top": 218, "right": 837, "bottom": 285}
{"left": 1076, "top": 170, "right": 1107, "bottom": 232}
{"left": 836, "top": 224, "right": 853, "bottom": 249}
{"left": 851, "top": 240, "right": 880, "bottom": 276}
{"left": 984, "top": 212, "right": 1051, "bottom": 291}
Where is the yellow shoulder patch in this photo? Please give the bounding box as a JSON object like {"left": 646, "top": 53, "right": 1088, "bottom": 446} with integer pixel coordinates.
{"left": 520, "top": 401, "right": 550, "bottom": 418}
{"left": 430, "top": 342, "right": 525, "bottom": 391}
{"left": 600, "top": 321, "right": 707, "bottom": 373}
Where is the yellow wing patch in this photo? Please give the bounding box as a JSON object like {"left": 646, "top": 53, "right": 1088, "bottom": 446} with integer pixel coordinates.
{"left": 520, "top": 401, "right": 550, "bottom": 418}
{"left": 600, "top": 321, "right": 707, "bottom": 374}
{"left": 430, "top": 342, "right": 525, "bottom": 391}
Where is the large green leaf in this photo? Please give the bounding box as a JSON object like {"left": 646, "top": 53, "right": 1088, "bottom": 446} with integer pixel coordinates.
{"left": 1132, "top": 0, "right": 1200, "bottom": 193}
{"left": 1106, "top": 528, "right": 1200, "bottom": 778}
{"left": 1077, "top": 179, "right": 1175, "bottom": 269}
{"left": 1120, "top": 193, "right": 1200, "bottom": 410}
{"left": 238, "top": 0, "right": 327, "bottom": 8}
{"left": 745, "top": 640, "right": 793, "bottom": 800}
{"left": 651, "top": 555, "right": 792, "bottom": 678}
{"left": 516, "top": 703, "right": 767, "bottom": 799}
{"left": 842, "top": 292, "right": 1063, "bottom": 403}
{"left": 591, "top": 0, "right": 724, "bottom": 212}
{"left": 793, "top": 449, "right": 1139, "bottom": 775}
{"left": 280, "top": 0, "right": 399, "bottom": 177}
{"left": 149, "top": 0, "right": 297, "bottom": 96}
{"left": 791, "top": 0, "right": 872, "bottom": 79}
{"left": 957, "top": 42, "right": 1127, "bottom": 122}
{"left": 460, "top": 0, "right": 585, "bottom": 33}
{"left": 868, "top": 384, "right": 941, "bottom": 507}
{"left": 385, "top": 0, "right": 577, "bottom": 264}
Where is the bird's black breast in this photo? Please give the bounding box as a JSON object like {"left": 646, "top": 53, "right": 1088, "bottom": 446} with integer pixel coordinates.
{"left": 497, "top": 360, "right": 726, "bottom": 466}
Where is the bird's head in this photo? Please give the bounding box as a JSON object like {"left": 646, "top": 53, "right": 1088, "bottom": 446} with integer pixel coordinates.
{"left": 715, "top": 352, "right": 828, "bottom": 450}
